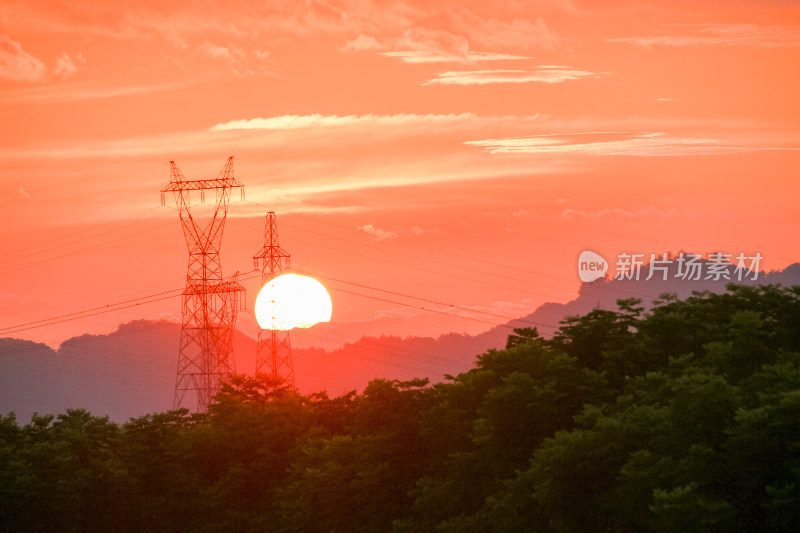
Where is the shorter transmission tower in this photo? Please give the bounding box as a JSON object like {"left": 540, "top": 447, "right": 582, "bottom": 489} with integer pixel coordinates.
{"left": 161, "top": 156, "right": 245, "bottom": 412}
{"left": 253, "top": 211, "right": 295, "bottom": 385}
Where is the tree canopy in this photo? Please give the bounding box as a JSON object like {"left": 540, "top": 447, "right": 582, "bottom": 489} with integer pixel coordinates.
{"left": 1, "top": 284, "right": 798, "bottom": 532}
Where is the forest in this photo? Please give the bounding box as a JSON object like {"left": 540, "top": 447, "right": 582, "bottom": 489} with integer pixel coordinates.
{"left": 1, "top": 284, "right": 799, "bottom": 532}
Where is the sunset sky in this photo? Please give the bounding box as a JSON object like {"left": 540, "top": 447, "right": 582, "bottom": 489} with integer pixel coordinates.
{"left": 1, "top": 0, "right": 798, "bottom": 353}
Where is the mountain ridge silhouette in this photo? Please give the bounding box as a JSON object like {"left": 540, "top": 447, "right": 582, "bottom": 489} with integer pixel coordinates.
{"left": 2, "top": 261, "right": 798, "bottom": 422}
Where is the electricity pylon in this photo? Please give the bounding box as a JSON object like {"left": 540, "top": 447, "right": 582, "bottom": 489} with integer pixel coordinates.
{"left": 253, "top": 211, "right": 295, "bottom": 385}
{"left": 161, "top": 156, "right": 245, "bottom": 412}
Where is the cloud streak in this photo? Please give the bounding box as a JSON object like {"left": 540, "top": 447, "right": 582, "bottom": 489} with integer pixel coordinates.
{"left": 561, "top": 206, "right": 696, "bottom": 220}
{"left": 610, "top": 24, "right": 800, "bottom": 48}
{"left": 465, "top": 132, "right": 752, "bottom": 156}
{"left": 210, "top": 113, "right": 476, "bottom": 131}
{"left": 423, "top": 66, "right": 604, "bottom": 85}
{"left": 380, "top": 50, "right": 530, "bottom": 64}
{"left": 0, "top": 81, "right": 189, "bottom": 106}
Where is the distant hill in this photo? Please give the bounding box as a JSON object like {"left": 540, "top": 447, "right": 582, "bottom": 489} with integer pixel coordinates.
{"left": 0, "top": 322, "right": 258, "bottom": 423}
{"left": 293, "top": 261, "right": 800, "bottom": 396}
{"left": 2, "top": 261, "right": 798, "bottom": 422}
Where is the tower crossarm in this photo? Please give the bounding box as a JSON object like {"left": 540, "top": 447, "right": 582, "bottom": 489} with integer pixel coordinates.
{"left": 253, "top": 245, "right": 290, "bottom": 262}
{"left": 160, "top": 157, "right": 243, "bottom": 265}
{"left": 253, "top": 211, "right": 291, "bottom": 278}
{"left": 161, "top": 177, "right": 244, "bottom": 192}
{"left": 161, "top": 156, "right": 243, "bottom": 193}
{"left": 183, "top": 280, "right": 246, "bottom": 296}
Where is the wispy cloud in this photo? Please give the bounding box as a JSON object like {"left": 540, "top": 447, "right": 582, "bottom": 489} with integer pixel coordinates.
{"left": 210, "top": 113, "right": 476, "bottom": 131}
{"left": 0, "top": 35, "right": 46, "bottom": 81}
{"left": 423, "top": 66, "right": 604, "bottom": 85}
{"left": 196, "top": 41, "right": 274, "bottom": 76}
{"left": 469, "top": 15, "right": 558, "bottom": 50}
{"left": 465, "top": 132, "right": 750, "bottom": 156}
{"left": 411, "top": 226, "right": 440, "bottom": 235}
{"left": 2, "top": 2, "right": 559, "bottom": 62}
{"left": 610, "top": 24, "right": 800, "bottom": 48}
{"left": 0, "top": 112, "right": 495, "bottom": 161}
{"left": 7, "top": 115, "right": 795, "bottom": 224}
{"left": 380, "top": 50, "right": 529, "bottom": 64}
{"left": 0, "top": 35, "right": 86, "bottom": 82}
{"left": 343, "top": 34, "right": 382, "bottom": 52}
{"left": 561, "top": 206, "right": 696, "bottom": 220}
{"left": 0, "top": 81, "right": 190, "bottom": 106}
{"left": 199, "top": 41, "right": 244, "bottom": 63}
{"left": 54, "top": 52, "right": 85, "bottom": 79}
{"left": 357, "top": 224, "right": 398, "bottom": 241}
{"left": 342, "top": 15, "right": 556, "bottom": 64}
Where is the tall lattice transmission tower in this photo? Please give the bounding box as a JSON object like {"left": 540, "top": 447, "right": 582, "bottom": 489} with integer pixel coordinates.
{"left": 161, "top": 156, "right": 245, "bottom": 412}
{"left": 253, "top": 211, "right": 295, "bottom": 385}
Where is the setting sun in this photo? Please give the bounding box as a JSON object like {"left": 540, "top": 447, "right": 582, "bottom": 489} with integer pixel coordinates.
{"left": 255, "top": 273, "right": 332, "bottom": 331}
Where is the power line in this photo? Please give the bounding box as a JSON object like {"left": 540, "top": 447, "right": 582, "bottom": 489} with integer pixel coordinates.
{"left": 330, "top": 287, "right": 504, "bottom": 328}
{"left": 288, "top": 210, "right": 571, "bottom": 273}
{"left": 238, "top": 205, "right": 579, "bottom": 296}
{"left": 0, "top": 294, "right": 180, "bottom": 336}
{"left": 228, "top": 219, "right": 574, "bottom": 303}
{"left": 305, "top": 272, "right": 557, "bottom": 331}
{"left": 0, "top": 288, "right": 181, "bottom": 334}
{"left": 0, "top": 206, "right": 164, "bottom": 268}
{"left": 0, "top": 265, "right": 565, "bottom": 343}
{"left": 0, "top": 200, "right": 635, "bottom": 346}
{"left": 260, "top": 206, "right": 659, "bottom": 301}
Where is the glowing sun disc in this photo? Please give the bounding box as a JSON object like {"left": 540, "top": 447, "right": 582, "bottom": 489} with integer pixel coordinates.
{"left": 255, "top": 273, "right": 332, "bottom": 331}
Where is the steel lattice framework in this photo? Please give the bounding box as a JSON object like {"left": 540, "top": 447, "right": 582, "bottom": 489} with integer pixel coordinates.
{"left": 161, "top": 156, "right": 245, "bottom": 412}
{"left": 253, "top": 211, "right": 295, "bottom": 385}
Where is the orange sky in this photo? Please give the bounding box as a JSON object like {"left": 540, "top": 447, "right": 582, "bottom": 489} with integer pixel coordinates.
{"left": 1, "top": 0, "right": 798, "bottom": 351}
